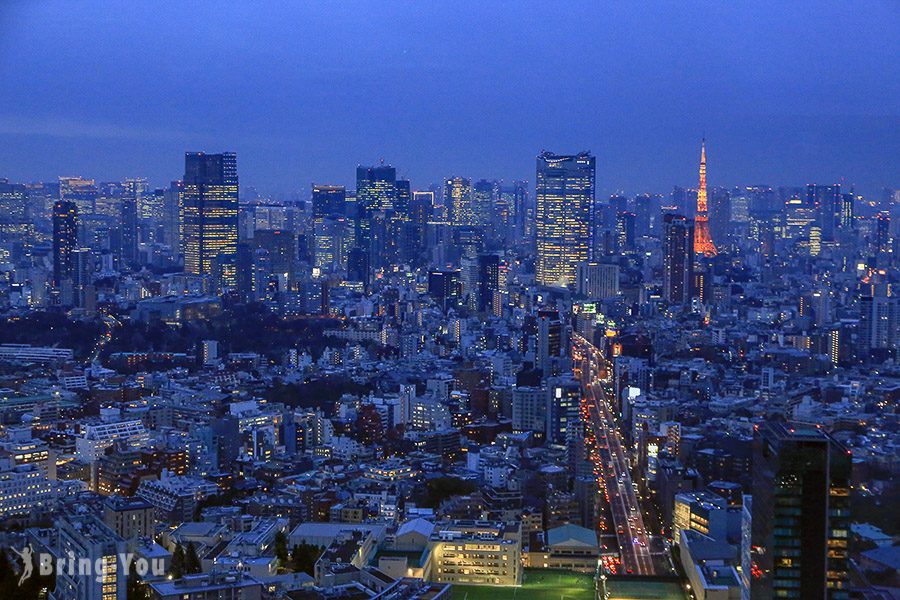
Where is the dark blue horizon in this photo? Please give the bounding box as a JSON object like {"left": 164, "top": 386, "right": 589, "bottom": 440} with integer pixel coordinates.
{"left": 0, "top": 1, "right": 897, "bottom": 198}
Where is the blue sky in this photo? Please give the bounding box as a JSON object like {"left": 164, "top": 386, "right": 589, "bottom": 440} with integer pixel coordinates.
{"left": 0, "top": 1, "right": 897, "bottom": 198}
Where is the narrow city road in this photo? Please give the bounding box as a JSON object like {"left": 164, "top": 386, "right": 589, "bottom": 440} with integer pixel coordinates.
{"left": 574, "top": 334, "right": 656, "bottom": 576}
{"left": 87, "top": 312, "right": 120, "bottom": 365}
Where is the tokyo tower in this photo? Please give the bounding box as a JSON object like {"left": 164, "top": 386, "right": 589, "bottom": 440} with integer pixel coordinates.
{"left": 694, "top": 139, "right": 717, "bottom": 257}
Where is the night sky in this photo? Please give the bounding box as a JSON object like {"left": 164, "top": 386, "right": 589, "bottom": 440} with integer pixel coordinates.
{"left": 0, "top": 1, "right": 897, "bottom": 198}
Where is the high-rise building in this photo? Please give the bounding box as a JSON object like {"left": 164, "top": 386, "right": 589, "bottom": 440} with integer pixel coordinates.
{"left": 408, "top": 191, "right": 434, "bottom": 260}
{"left": 355, "top": 165, "right": 397, "bottom": 271}
{"left": 395, "top": 179, "right": 411, "bottom": 216}
{"left": 446, "top": 176, "right": 475, "bottom": 227}
{"left": 120, "top": 179, "right": 142, "bottom": 267}
{"left": 253, "top": 229, "right": 296, "bottom": 291}
{"left": 52, "top": 200, "right": 79, "bottom": 286}
{"left": 693, "top": 140, "right": 717, "bottom": 257}
{"left": 535, "top": 152, "right": 595, "bottom": 287}
{"left": 576, "top": 262, "right": 619, "bottom": 299}
{"left": 477, "top": 253, "right": 501, "bottom": 315}
{"left": 751, "top": 423, "right": 851, "bottom": 600}
{"left": 473, "top": 179, "right": 496, "bottom": 227}
{"left": 312, "top": 184, "right": 346, "bottom": 219}
{"left": 59, "top": 176, "right": 97, "bottom": 215}
{"left": 182, "top": 152, "right": 239, "bottom": 287}
{"left": 536, "top": 308, "right": 564, "bottom": 376}
{"left": 615, "top": 211, "right": 636, "bottom": 252}
{"left": 357, "top": 165, "right": 397, "bottom": 213}
{"left": 546, "top": 375, "right": 580, "bottom": 445}
{"left": 858, "top": 284, "right": 898, "bottom": 355}
{"left": 163, "top": 180, "right": 184, "bottom": 252}
{"left": 808, "top": 184, "right": 842, "bottom": 242}
{"left": 663, "top": 214, "right": 694, "bottom": 304}
{"left": 71, "top": 247, "right": 95, "bottom": 309}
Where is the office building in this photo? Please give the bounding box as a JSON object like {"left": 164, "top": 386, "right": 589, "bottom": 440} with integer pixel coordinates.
{"left": 535, "top": 152, "right": 594, "bottom": 287}
{"left": 182, "top": 152, "right": 239, "bottom": 287}
{"left": 750, "top": 423, "right": 851, "bottom": 600}
{"left": 53, "top": 200, "right": 79, "bottom": 286}
{"left": 446, "top": 176, "right": 475, "bottom": 227}
{"left": 663, "top": 214, "right": 694, "bottom": 304}
{"left": 424, "top": 520, "right": 522, "bottom": 586}
{"left": 312, "top": 184, "right": 346, "bottom": 219}
{"left": 576, "top": 261, "right": 619, "bottom": 299}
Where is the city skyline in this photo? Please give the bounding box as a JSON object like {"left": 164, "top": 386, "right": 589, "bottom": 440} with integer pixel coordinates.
{"left": 0, "top": 4, "right": 897, "bottom": 600}
{"left": 0, "top": 2, "right": 897, "bottom": 197}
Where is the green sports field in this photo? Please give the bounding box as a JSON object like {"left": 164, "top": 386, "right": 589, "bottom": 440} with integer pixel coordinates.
{"left": 452, "top": 569, "right": 595, "bottom": 600}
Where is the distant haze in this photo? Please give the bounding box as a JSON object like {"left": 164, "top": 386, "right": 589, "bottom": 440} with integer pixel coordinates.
{"left": 0, "top": 1, "right": 897, "bottom": 198}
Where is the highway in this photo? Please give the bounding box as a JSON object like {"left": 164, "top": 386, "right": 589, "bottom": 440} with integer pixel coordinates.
{"left": 574, "top": 333, "right": 655, "bottom": 576}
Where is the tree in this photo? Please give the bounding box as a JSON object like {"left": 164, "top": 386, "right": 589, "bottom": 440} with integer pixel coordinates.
{"left": 273, "top": 531, "right": 289, "bottom": 567}
{"left": 184, "top": 542, "right": 201, "bottom": 575}
{"left": 126, "top": 556, "right": 149, "bottom": 600}
{"left": 170, "top": 544, "right": 185, "bottom": 579}
{"left": 289, "top": 543, "right": 322, "bottom": 576}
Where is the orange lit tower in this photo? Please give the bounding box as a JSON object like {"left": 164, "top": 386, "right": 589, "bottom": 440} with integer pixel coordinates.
{"left": 694, "top": 139, "right": 717, "bottom": 256}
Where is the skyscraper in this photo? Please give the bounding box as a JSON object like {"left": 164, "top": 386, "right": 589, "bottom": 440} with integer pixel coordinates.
{"left": 808, "top": 184, "right": 841, "bottom": 242}
{"left": 312, "top": 184, "right": 346, "bottom": 219}
{"left": 535, "top": 151, "right": 595, "bottom": 287}
{"left": 52, "top": 200, "right": 79, "bottom": 286}
{"left": 663, "top": 214, "right": 694, "bottom": 304}
{"left": 120, "top": 179, "right": 141, "bottom": 267}
{"left": 693, "top": 140, "right": 717, "bottom": 256}
{"left": 356, "top": 165, "right": 397, "bottom": 213}
{"left": 58, "top": 176, "right": 97, "bottom": 215}
{"left": 182, "top": 152, "right": 239, "bottom": 286}
{"left": 446, "top": 176, "right": 475, "bottom": 227}
{"left": 355, "top": 165, "right": 397, "bottom": 270}
{"left": 858, "top": 284, "right": 898, "bottom": 356}
{"left": 473, "top": 179, "right": 496, "bottom": 227}
{"left": 751, "top": 423, "right": 850, "bottom": 600}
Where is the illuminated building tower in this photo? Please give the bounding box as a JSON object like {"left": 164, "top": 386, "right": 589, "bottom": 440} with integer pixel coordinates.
{"left": 446, "top": 176, "right": 475, "bottom": 227}
{"left": 357, "top": 165, "right": 397, "bottom": 213}
{"left": 535, "top": 151, "right": 595, "bottom": 287}
{"left": 693, "top": 140, "right": 717, "bottom": 256}
{"left": 663, "top": 214, "right": 694, "bottom": 304}
{"left": 52, "top": 200, "right": 79, "bottom": 286}
{"left": 182, "top": 152, "right": 239, "bottom": 287}
{"left": 751, "top": 423, "right": 850, "bottom": 600}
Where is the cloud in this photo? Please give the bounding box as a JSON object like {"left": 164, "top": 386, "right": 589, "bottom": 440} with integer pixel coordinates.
{"left": 0, "top": 115, "right": 199, "bottom": 142}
